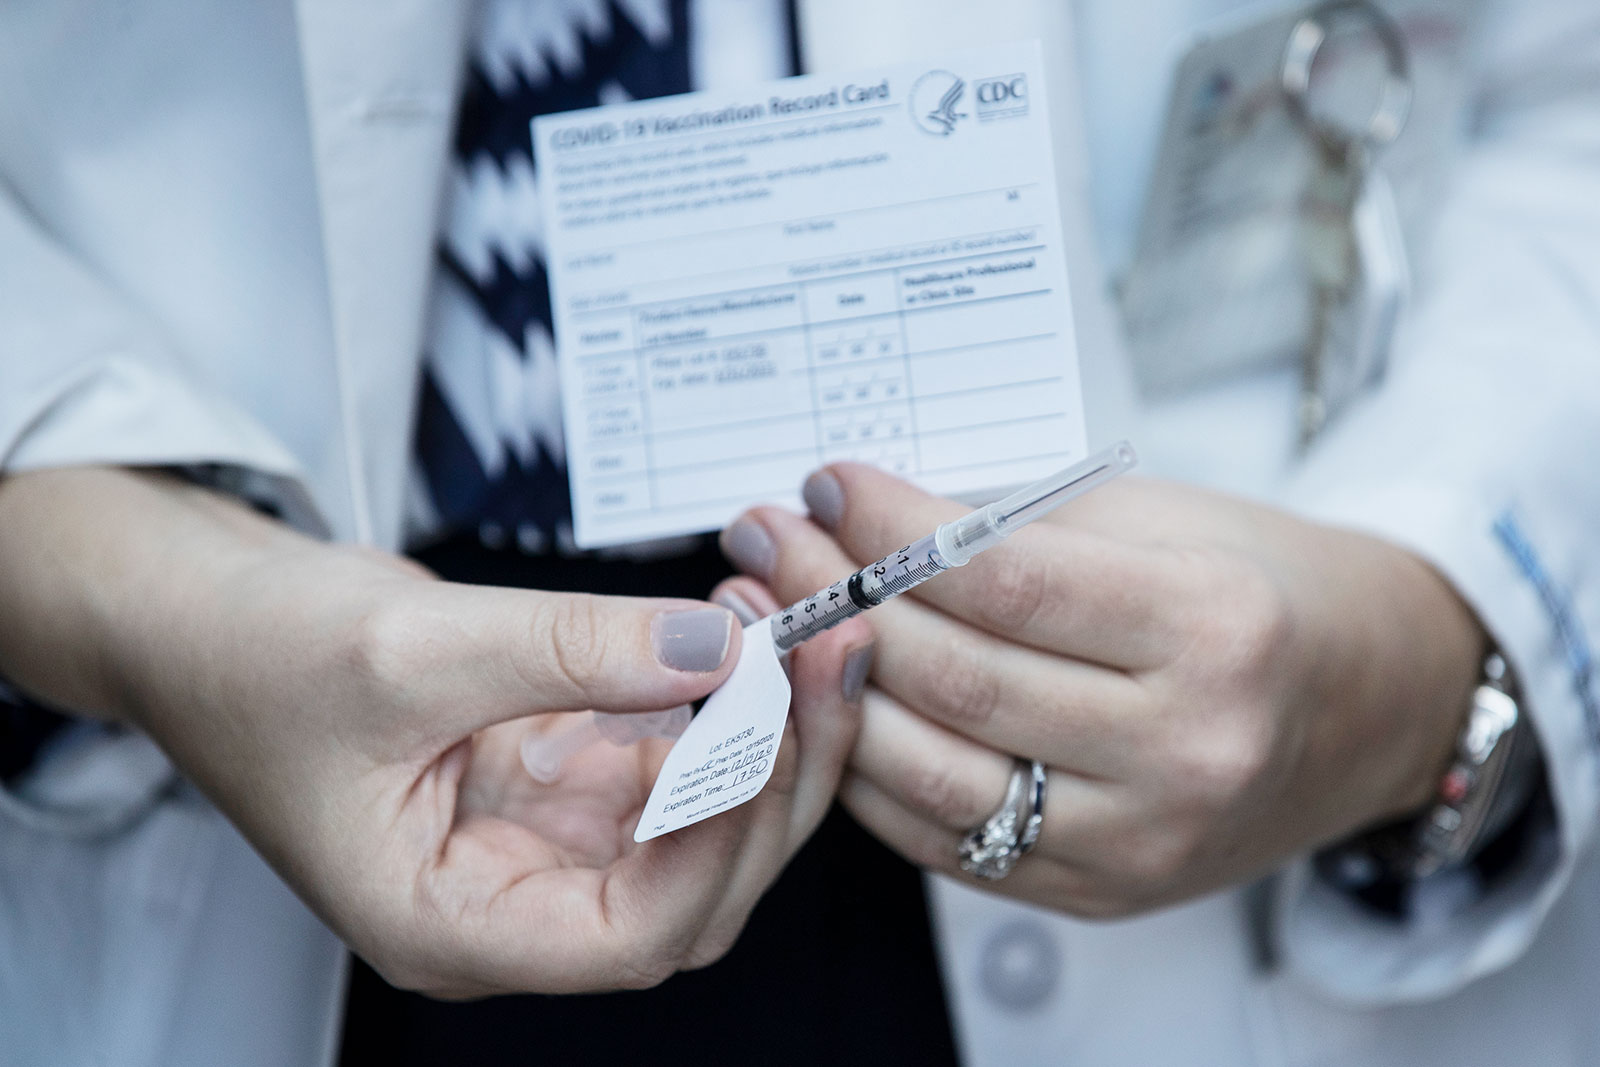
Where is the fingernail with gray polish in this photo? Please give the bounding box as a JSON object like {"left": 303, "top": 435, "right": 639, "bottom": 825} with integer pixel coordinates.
{"left": 803, "top": 469, "right": 845, "bottom": 529}
{"left": 713, "top": 588, "right": 761, "bottom": 626}
{"left": 720, "top": 518, "right": 776, "bottom": 580}
{"left": 652, "top": 609, "right": 733, "bottom": 672}
{"left": 842, "top": 645, "right": 875, "bottom": 702}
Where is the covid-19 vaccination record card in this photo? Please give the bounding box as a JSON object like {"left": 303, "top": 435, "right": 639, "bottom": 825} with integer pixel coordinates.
{"left": 535, "top": 41, "right": 1086, "bottom": 548}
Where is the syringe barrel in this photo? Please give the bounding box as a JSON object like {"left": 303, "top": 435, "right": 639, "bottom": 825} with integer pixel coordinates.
{"left": 768, "top": 531, "right": 949, "bottom": 652}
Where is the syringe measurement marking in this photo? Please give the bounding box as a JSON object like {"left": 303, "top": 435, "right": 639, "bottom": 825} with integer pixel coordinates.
{"left": 771, "top": 545, "right": 947, "bottom": 652}
{"left": 873, "top": 556, "right": 943, "bottom": 597}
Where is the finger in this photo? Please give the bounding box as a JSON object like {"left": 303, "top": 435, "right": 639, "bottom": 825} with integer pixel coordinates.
{"left": 775, "top": 617, "right": 871, "bottom": 849}
{"left": 850, "top": 688, "right": 1121, "bottom": 862}
{"left": 396, "top": 585, "right": 744, "bottom": 738}
{"left": 781, "top": 461, "right": 1186, "bottom": 667}
{"left": 676, "top": 716, "right": 809, "bottom": 969}
{"left": 683, "top": 615, "right": 872, "bottom": 967}
{"left": 1037, "top": 474, "right": 1284, "bottom": 551}
{"left": 708, "top": 576, "right": 779, "bottom": 628}
{"left": 713, "top": 577, "right": 872, "bottom": 849}
{"left": 712, "top": 577, "right": 868, "bottom": 884}
{"left": 725, "top": 507, "right": 1149, "bottom": 773}
{"left": 839, "top": 775, "right": 1109, "bottom": 916}
{"left": 712, "top": 579, "right": 797, "bottom": 691}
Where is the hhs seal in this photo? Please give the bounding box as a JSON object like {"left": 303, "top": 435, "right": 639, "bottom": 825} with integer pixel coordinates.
{"left": 910, "top": 70, "right": 967, "bottom": 135}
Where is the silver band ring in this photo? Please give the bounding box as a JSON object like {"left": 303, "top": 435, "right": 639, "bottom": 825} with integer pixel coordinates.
{"left": 958, "top": 758, "right": 1047, "bottom": 881}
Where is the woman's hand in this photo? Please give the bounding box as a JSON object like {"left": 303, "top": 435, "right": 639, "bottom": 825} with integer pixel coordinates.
{"left": 716, "top": 462, "right": 1484, "bottom": 916}
{"left": 0, "top": 468, "right": 869, "bottom": 997}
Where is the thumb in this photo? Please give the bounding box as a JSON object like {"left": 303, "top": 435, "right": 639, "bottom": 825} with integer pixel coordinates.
{"left": 403, "top": 584, "right": 742, "bottom": 738}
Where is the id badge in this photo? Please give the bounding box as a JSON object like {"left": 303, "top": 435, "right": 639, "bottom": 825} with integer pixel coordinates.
{"left": 1119, "top": 0, "right": 1477, "bottom": 398}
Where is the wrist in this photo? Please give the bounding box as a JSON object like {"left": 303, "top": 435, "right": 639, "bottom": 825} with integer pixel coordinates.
{"left": 1297, "top": 527, "right": 1486, "bottom": 831}
{"left": 1329, "top": 649, "right": 1542, "bottom": 885}
{"left": 64, "top": 471, "right": 318, "bottom": 732}
{"left": 1372, "top": 547, "right": 1489, "bottom": 821}
{"left": 0, "top": 468, "right": 247, "bottom": 720}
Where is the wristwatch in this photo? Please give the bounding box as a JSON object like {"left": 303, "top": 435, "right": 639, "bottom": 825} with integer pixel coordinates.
{"left": 1324, "top": 650, "right": 1540, "bottom": 886}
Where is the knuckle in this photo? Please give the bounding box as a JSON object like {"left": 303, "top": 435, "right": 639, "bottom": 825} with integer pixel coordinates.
{"left": 1227, "top": 572, "right": 1295, "bottom": 678}
{"left": 1123, "top": 827, "right": 1196, "bottom": 888}
{"left": 902, "top": 759, "right": 985, "bottom": 830}
{"left": 361, "top": 898, "right": 485, "bottom": 998}
{"left": 363, "top": 948, "right": 443, "bottom": 998}
{"left": 681, "top": 930, "right": 740, "bottom": 972}
{"left": 614, "top": 956, "right": 677, "bottom": 991}
{"left": 915, "top": 638, "right": 1002, "bottom": 729}
{"left": 971, "top": 552, "right": 1050, "bottom": 636}
{"left": 344, "top": 601, "right": 428, "bottom": 698}
{"left": 539, "top": 594, "right": 612, "bottom": 695}
{"left": 1149, "top": 549, "right": 1291, "bottom": 811}
{"left": 1177, "top": 714, "right": 1277, "bottom": 810}
{"left": 1188, "top": 555, "right": 1294, "bottom": 686}
{"left": 594, "top": 872, "right": 691, "bottom": 991}
{"left": 602, "top": 899, "right": 693, "bottom": 991}
{"left": 614, "top": 936, "right": 685, "bottom": 990}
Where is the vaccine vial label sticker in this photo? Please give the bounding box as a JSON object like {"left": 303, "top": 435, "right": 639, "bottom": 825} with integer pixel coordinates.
{"left": 634, "top": 622, "right": 791, "bottom": 842}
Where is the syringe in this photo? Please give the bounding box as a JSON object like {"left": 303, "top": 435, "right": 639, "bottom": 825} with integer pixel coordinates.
{"left": 520, "top": 442, "right": 1136, "bottom": 783}
{"left": 765, "top": 441, "right": 1137, "bottom": 653}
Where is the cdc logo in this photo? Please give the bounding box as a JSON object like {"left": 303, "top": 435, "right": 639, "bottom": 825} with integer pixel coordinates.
{"left": 910, "top": 70, "right": 967, "bottom": 136}
{"left": 974, "top": 73, "right": 1029, "bottom": 121}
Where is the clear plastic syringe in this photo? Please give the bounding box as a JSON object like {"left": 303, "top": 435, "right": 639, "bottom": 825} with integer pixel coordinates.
{"left": 767, "top": 441, "right": 1137, "bottom": 654}
{"left": 520, "top": 442, "right": 1136, "bottom": 784}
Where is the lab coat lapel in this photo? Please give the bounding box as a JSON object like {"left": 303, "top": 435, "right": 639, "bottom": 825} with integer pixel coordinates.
{"left": 294, "top": 1, "right": 471, "bottom": 547}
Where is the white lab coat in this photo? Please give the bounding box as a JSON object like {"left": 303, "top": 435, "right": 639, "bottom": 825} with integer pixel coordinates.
{"left": 2, "top": 2, "right": 1598, "bottom": 1064}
